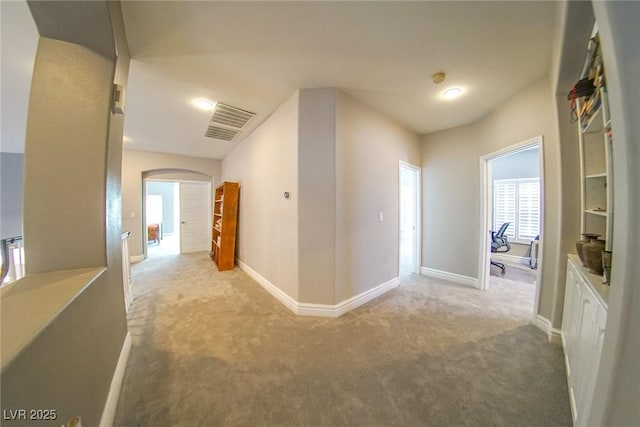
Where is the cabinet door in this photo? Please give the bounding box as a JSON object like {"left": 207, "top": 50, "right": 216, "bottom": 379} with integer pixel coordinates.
{"left": 562, "top": 266, "right": 577, "bottom": 355}
{"left": 566, "top": 268, "right": 584, "bottom": 379}
{"left": 578, "top": 302, "right": 608, "bottom": 426}
{"left": 574, "top": 292, "right": 598, "bottom": 425}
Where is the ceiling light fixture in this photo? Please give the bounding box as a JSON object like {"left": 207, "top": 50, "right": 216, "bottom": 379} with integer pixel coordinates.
{"left": 442, "top": 88, "right": 463, "bottom": 99}
{"left": 195, "top": 99, "right": 215, "bottom": 111}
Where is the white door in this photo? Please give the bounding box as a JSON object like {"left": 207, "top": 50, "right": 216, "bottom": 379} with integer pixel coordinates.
{"left": 179, "top": 182, "right": 211, "bottom": 253}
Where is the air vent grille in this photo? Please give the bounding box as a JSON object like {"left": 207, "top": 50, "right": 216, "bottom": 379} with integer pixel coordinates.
{"left": 210, "top": 103, "right": 255, "bottom": 129}
{"left": 204, "top": 125, "right": 239, "bottom": 142}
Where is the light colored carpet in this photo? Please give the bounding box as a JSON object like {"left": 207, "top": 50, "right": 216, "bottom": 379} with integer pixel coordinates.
{"left": 490, "top": 261, "right": 538, "bottom": 284}
{"left": 115, "top": 252, "right": 571, "bottom": 427}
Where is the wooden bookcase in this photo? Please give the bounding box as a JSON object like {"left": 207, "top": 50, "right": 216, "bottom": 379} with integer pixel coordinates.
{"left": 210, "top": 181, "right": 240, "bottom": 271}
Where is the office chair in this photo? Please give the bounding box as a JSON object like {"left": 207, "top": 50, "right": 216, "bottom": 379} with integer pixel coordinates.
{"left": 490, "top": 222, "right": 511, "bottom": 275}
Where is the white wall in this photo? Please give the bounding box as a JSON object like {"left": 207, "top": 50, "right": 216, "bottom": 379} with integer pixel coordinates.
{"left": 222, "top": 92, "right": 300, "bottom": 300}
{"left": 223, "top": 89, "right": 420, "bottom": 306}
{"left": 421, "top": 77, "right": 562, "bottom": 322}
{"left": 0, "top": 153, "right": 24, "bottom": 239}
{"left": 298, "top": 89, "right": 336, "bottom": 304}
{"left": 491, "top": 148, "right": 540, "bottom": 180}
{"left": 121, "top": 149, "right": 221, "bottom": 257}
{"left": 23, "top": 37, "right": 113, "bottom": 273}
{"left": 0, "top": 0, "right": 38, "bottom": 155}
{"left": 335, "top": 91, "right": 421, "bottom": 302}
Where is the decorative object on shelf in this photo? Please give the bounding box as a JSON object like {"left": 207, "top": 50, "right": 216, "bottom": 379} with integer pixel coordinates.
{"left": 602, "top": 250, "right": 612, "bottom": 285}
{"left": 576, "top": 233, "right": 600, "bottom": 266}
{"left": 582, "top": 237, "right": 606, "bottom": 275}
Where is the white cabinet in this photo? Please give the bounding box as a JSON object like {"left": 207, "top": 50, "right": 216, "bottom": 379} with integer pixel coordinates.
{"left": 562, "top": 255, "right": 609, "bottom": 426}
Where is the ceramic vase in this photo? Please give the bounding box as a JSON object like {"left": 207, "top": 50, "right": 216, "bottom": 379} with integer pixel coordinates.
{"left": 576, "top": 233, "right": 600, "bottom": 266}
{"left": 583, "top": 238, "right": 606, "bottom": 275}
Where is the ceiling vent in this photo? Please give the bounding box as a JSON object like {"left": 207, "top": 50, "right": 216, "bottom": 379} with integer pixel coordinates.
{"left": 210, "top": 103, "right": 255, "bottom": 130}
{"left": 204, "top": 125, "right": 239, "bottom": 141}
{"left": 204, "top": 102, "right": 256, "bottom": 142}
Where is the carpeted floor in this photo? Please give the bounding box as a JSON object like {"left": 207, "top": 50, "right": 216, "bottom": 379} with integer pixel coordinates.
{"left": 114, "top": 252, "right": 571, "bottom": 427}
{"left": 490, "top": 261, "right": 538, "bottom": 284}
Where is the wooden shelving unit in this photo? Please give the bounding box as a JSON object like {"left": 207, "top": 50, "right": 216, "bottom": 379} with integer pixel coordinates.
{"left": 210, "top": 181, "right": 240, "bottom": 271}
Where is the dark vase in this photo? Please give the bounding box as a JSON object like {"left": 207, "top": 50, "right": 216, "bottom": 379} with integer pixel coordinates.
{"left": 576, "top": 233, "right": 600, "bottom": 266}
{"left": 583, "top": 238, "right": 606, "bottom": 275}
{"left": 602, "top": 251, "right": 613, "bottom": 285}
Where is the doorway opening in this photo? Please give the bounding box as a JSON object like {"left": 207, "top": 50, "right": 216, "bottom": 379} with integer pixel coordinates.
{"left": 399, "top": 161, "right": 421, "bottom": 276}
{"left": 145, "top": 181, "right": 180, "bottom": 258}
{"left": 478, "top": 136, "right": 544, "bottom": 318}
{"left": 143, "top": 179, "right": 212, "bottom": 259}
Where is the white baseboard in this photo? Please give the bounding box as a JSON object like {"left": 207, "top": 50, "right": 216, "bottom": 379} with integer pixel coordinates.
{"left": 235, "top": 259, "right": 299, "bottom": 315}
{"left": 129, "top": 255, "right": 144, "bottom": 263}
{"left": 99, "top": 331, "right": 131, "bottom": 427}
{"left": 420, "top": 267, "right": 478, "bottom": 288}
{"left": 535, "top": 315, "right": 563, "bottom": 345}
{"left": 236, "top": 258, "right": 400, "bottom": 318}
{"left": 297, "top": 277, "right": 400, "bottom": 318}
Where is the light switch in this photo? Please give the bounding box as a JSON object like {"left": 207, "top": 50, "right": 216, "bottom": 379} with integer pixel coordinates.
{"left": 130, "top": 212, "right": 136, "bottom": 218}
{"left": 379, "top": 212, "right": 384, "bottom": 222}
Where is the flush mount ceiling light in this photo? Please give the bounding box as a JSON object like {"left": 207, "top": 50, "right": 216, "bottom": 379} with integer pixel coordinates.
{"left": 442, "top": 87, "right": 463, "bottom": 99}
{"left": 195, "top": 99, "right": 215, "bottom": 111}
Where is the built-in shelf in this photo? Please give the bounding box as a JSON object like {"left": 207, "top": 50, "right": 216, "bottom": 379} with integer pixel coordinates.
{"left": 215, "top": 199, "right": 223, "bottom": 203}
{"left": 585, "top": 209, "right": 607, "bottom": 216}
{"left": 576, "top": 41, "right": 614, "bottom": 252}
{"left": 586, "top": 172, "right": 607, "bottom": 179}
{"left": 214, "top": 213, "right": 222, "bottom": 217}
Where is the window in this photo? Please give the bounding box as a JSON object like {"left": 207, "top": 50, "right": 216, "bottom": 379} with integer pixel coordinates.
{"left": 493, "top": 178, "right": 540, "bottom": 243}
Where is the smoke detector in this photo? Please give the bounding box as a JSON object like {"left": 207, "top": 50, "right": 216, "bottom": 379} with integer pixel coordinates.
{"left": 432, "top": 72, "right": 446, "bottom": 85}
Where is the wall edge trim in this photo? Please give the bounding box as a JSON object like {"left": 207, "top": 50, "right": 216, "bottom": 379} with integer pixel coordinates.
{"left": 99, "top": 331, "right": 131, "bottom": 427}
{"left": 235, "top": 258, "right": 299, "bottom": 315}
{"left": 298, "top": 277, "right": 400, "bottom": 317}
{"left": 535, "top": 314, "right": 563, "bottom": 345}
{"left": 236, "top": 258, "right": 400, "bottom": 318}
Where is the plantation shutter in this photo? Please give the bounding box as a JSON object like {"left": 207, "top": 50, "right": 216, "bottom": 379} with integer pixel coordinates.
{"left": 493, "top": 181, "right": 516, "bottom": 239}
{"left": 518, "top": 181, "right": 540, "bottom": 240}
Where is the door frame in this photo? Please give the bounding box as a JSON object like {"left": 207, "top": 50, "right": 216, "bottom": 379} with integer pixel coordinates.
{"left": 398, "top": 160, "right": 422, "bottom": 276}
{"left": 142, "top": 178, "right": 212, "bottom": 259}
{"left": 478, "top": 135, "right": 544, "bottom": 320}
